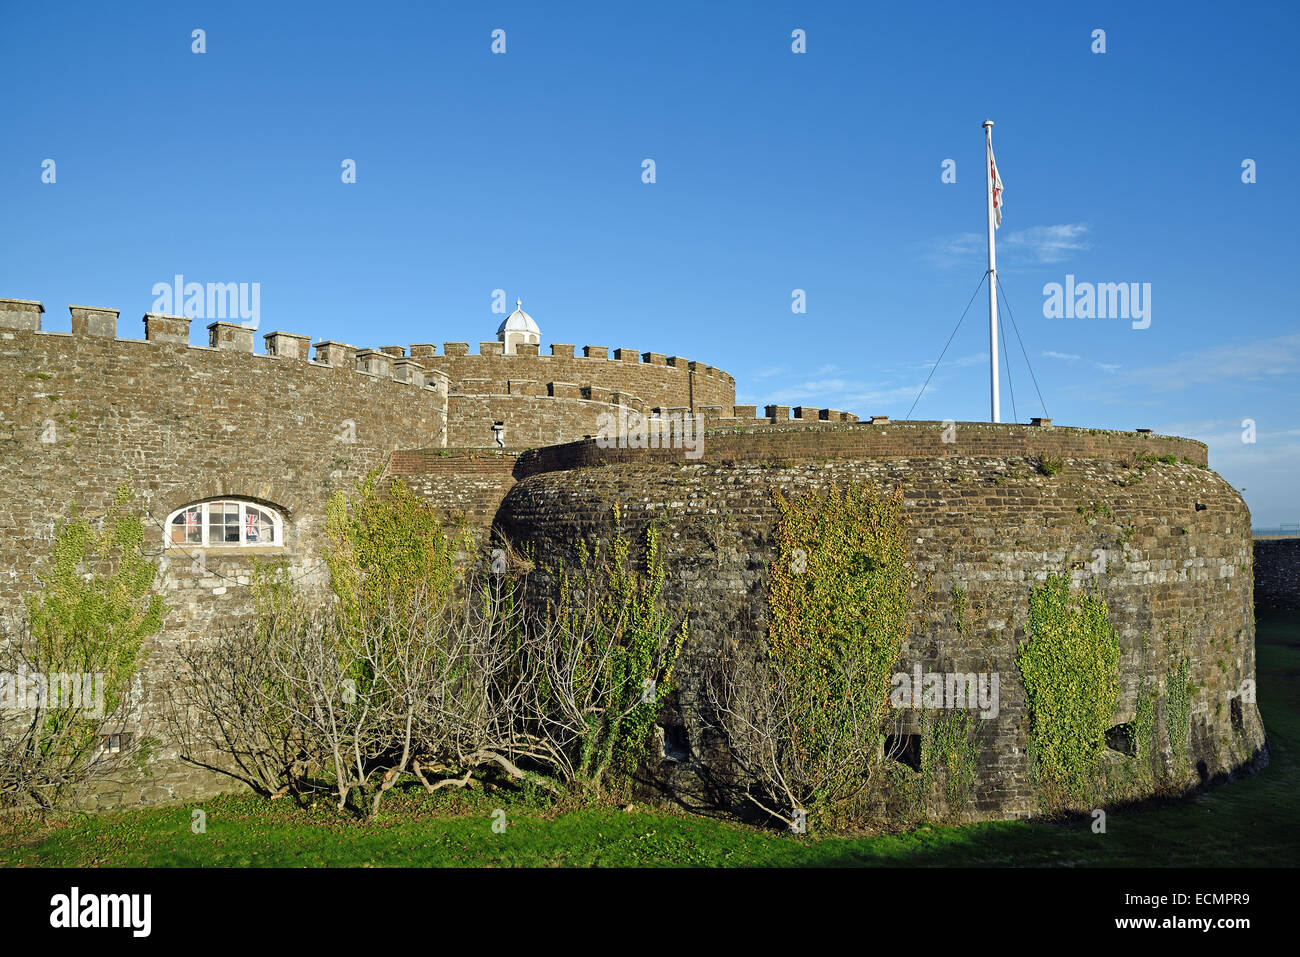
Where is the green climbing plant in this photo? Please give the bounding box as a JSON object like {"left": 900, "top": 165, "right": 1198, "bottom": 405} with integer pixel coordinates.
{"left": 1017, "top": 574, "right": 1120, "bottom": 808}
{"left": 324, "top": 471, "right": 460, "bottom": 620}
{"left": 928, "top": 708, "right": 979, "bottom": 814}
{"left": 1165, "top": 656, "right": 1193, "bottom": 767}
{"left": 1, "top": 485, "right": 164, "bottom": 809}
{"left": 540, "top": 513, "right": 689, "bottom": 795}
{"left": 712, "top": 484, "right": 912, "bottom": 830}
{"left": 890, "top": 707, "right": 979, "bottom": 825}
{"left": 1133, "top": 636, "right": 1160, "bottom": 775}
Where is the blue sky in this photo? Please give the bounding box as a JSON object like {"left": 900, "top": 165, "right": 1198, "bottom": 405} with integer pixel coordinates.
{"left": 2, "top": 1, "right": 1297, "bottom": 524}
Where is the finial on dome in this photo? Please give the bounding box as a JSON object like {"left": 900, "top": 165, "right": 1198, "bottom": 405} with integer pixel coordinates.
{"left": 516, "top": 298, "right": 522, "bottom": 310}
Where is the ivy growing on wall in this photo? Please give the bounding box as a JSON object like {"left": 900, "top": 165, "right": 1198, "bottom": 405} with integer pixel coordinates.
{"left": 767, "top": 483, "right": 911, "bottom": 726}
{"left": 324, "top": 471, "right": 462, "bottom": 619}
{"left": 1165, "top": 656, "right": 1193, "bottom": 766}
{"left": 1, "top": 485, "right": 164, "bottom": 809}
{"left": 25, "top": 485, "right": 163, "bottom": 692}
{"left": 929, "top": 708, "right": 979, "bottom": 813}
{"left": 712, "top": 483, "right": 912, "bottom": 829}
{"left": 1133, "top": 642, "right": 1160, "bottom": 773}
{"left": 546, "top": 511, "right": 689, "bottom": 793}
{"left": 1017, "top": 574, "right": 1120, "bottom": 807}
{"left": 890, "top": 708, "right": 979, "bottom": 824}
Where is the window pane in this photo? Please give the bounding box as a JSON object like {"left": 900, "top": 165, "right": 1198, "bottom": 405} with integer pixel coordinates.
{"left": 245, "top": 507, "right": 274, "bottom": 543}
{"left": 210, "top": 502, "right": 237, "bottom": 543}
{"left": 173, "top": 507, "right": 201, "bottom": 543}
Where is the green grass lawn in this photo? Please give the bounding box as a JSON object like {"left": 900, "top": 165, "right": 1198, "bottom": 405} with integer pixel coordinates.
{"left": 4, "top": 611, "right": 1296, "bottom": 868}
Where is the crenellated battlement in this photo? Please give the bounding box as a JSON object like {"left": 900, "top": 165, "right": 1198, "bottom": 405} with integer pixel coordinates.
{"left": 355, "top": 337, "right": 734, "bottom": 378}
{"left": 0, "top": 300, "right": 450, "bottom": 396}
{"left": 0, "top": 297, "right": 753, "bottom": 453}
{"left": 2, "top": 296, "right": 890, "bottom": 449}
{"left": 405, "top": 339, "right": 737, "bottom": 414}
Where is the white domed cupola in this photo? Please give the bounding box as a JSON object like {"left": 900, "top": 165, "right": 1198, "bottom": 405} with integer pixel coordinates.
{"left": 497, "top": 299, "right": 540, "bottom": 355}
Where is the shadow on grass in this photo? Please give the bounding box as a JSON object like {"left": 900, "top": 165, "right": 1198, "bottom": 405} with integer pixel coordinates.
{"left": 773, "top": 610, "right": 1298, "bottom": 867}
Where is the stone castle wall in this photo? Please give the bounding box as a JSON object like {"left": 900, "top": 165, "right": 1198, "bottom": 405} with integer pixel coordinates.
{"left": 0, "top": 297, "right": 1272, "bottom": 818}
{"left": 0, "top": 301, "right": 448, "bottom": 805}
{"left": 414, "top": 342, "right": 735, "bottom": 414}
{"left": 497, "top": 428, "right": 1264, "bottom": 820}
{"left": 397, "top": 342, "right": 739, "bottom": 449}
{"left": 1253, "top": 538, "right": 1300, "bottom": 611}
{"left": 448, "top": 393, "right": 624, "bottom": 449}
{"left": 514, "top": 419, "right": 1209, "bottom": 474}
{"left": 391, "top": 448, "right": 523, "bottom": 528}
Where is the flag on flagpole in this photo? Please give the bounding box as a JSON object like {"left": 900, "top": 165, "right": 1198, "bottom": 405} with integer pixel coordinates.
{"left": 987, "top": 138, "right": 1004, "bottom": 228}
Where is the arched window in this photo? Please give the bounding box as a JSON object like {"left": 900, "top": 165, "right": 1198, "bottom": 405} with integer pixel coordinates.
{"left": 165, "top": 500, "right": 283, "bottom": 547}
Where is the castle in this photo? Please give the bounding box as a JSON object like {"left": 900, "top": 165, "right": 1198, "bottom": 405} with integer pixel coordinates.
{"left": 0, "top": 296, "right": 1267, "bottom": 818}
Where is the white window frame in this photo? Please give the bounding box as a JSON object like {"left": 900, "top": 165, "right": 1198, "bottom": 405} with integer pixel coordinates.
{"left": 164, "top": 499, "right": 284, "bottom": 548}
{"left": 99, "top": 732, "right": 132, "bottom": 755}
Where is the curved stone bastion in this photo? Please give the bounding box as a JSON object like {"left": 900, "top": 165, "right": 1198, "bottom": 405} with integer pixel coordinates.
{"left": 498, "top": 421, "right": 1267, "bottom": 820}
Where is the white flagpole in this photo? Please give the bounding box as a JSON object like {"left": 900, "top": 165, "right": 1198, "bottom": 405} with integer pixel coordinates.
{"left": 983, "top": 119, "right": 1000, "bottom": 423}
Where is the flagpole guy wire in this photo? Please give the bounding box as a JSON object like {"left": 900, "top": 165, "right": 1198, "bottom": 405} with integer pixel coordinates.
{"left": 906, "top": 270, "right": 989, "bottom": 421}
{"left": 996, "top": 275, "right": 1050, "bottom": 418}
{"left": 999, "top": 304, "right": 1018, "bottom": 423}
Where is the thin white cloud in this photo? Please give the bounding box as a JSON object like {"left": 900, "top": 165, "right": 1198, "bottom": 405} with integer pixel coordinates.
{"left": 1155, "top": 419, "right": 1300, "bottom": 450}
{"left": 926, "top": 223, "right": 1090, "bottom": 268}
{"left": 842, "top": 384, "right": 931, "bottom": 408}
{"left": 740, "top": 375, "right": 926, "bottom": 415}
{"left": 910, "top": 351, "right": 987, "bottom": 371}
{"left": 1124, "top": 332, "right": 1300, "bottom": 392}
{"left": 927, "top": 233, "right": 984, "bottom": 268}
{"left": 1002, "top": 224, "right": 1091, "bottom": 263}
{"left": 793, "top": 377, "right": 853, "bottom": 392}
{"left": 1155, "top": 418, "right": 1236, "bottom": 436}
{"left": 1041, "top": 349, "right": 1121, "bottom": 374}
{"left": 948, "top": 351, "right": 989, "bottom": 369}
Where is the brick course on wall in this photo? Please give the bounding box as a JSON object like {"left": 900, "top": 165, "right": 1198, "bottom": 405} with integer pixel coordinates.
{"left": 418, "top": 347, "right": 736, "bottom": 412}
{"left": 515, "top": 421, "right": 1208, "bottom": 475}
{"left": 391, "top": 448, "right": 522, "bottom": 528}
{"left": 447, "top": 393, "right": 616, "bottom": 449}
